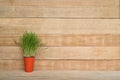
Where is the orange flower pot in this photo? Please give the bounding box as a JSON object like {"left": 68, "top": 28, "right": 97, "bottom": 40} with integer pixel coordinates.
{"left": 24, "top": 57, "right": 35, "bottom": 72}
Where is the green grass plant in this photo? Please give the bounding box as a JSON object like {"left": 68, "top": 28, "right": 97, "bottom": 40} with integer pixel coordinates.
{"left": 20, "top": 32, "right": 40, "bottom": 57}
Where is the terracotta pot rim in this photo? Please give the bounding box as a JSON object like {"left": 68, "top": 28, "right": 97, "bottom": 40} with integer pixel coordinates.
{"left": 24, "top": 57, "right": 35, "bottom": 58}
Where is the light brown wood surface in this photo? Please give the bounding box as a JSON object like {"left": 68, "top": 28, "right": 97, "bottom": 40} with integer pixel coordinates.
{"left": 1, "top": 71, "right": 120, "bottom": 80}
{"left": 0, "top": 0, "right": 119, "bottom": 18}
{"left": 0, "top": 0, "right": 119, "bottom": 7}
{"left": 0, "top": 19, "right": 120, "bottom": 35}
{"left": 0, "top": 60, "right": 120, "bottom": 71}
{"left": 0, "top": 47, "right": 120, "bottom": 59}
{"left": 0, "top": 0, "right": 119, "bottom": 71}
{"left": 0, "top": 34, "right": 120, "bottom": 46}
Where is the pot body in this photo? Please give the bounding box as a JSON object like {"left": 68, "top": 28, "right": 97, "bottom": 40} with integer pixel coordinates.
{"left": 24, "top": 57, "right": 35, "bottom": 72}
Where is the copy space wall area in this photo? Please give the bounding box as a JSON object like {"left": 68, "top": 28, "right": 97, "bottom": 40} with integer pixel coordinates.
{"left": 0, "top": 0, "right": 120, "bottom": 71}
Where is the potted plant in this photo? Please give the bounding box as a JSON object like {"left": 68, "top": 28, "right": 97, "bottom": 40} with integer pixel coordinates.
{"left": 20, "top": 32, "right": 40, "bottom": 72}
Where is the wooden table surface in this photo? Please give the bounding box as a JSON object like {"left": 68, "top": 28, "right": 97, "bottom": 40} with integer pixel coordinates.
{"left": 0, "top": 71, "right": 120, "bottom": 80}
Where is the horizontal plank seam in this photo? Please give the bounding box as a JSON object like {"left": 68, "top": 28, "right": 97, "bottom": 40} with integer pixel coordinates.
{"left": 0, "top": 46, "right": 119, "bottom": 48}
{"left": 0, "top": 59, "right": 120, "bottom": 61}
{"left": 1, "top": 33, "right": 120, "bottom": 36}
{"left": 0, "top": 17, "right": 119, "bottom": 19}
{"left": 1, "top": 45, "right": 120, "bottom": 47}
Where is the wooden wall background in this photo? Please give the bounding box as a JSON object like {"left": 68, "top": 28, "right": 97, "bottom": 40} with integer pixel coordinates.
{"left": 0, "top": 0, "right": 120, "bottom": 71}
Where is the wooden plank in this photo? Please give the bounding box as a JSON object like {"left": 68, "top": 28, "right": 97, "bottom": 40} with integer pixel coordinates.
{"left": 0, "top": 47, "right": 120, "bottom": 59}
{"left": 62, "top": 34, "right": 120, "bottom": 46}
{"left": 0, "top": 34, "right": 63, "bottom": 46}
{"left": 0, "top": 34, "right": 120, "bottom": 46}
{"left": 0, "top": 0, "right": 119, "bottom": 7}
{"left": 0, "top": 60, "right": 120, "bottom": 71}
{"left": 0, "top": 0, "right": 119, "bottom": 18}
{"left": 0, "top": 19, "right": 120, "bottom": 34}
{"left": 1, "top": 72, "right": 120, "bottom": 80}
{"left": 0, "top": 6, "right": 118, "bottom": 18}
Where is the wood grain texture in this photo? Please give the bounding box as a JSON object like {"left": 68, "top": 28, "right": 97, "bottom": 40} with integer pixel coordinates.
{"left": 0, "top": 0, "right": 119, "bottom": 7}
{"left": 0, "top": 0, "right": 119, "bottom": 71}
{"left": 0, "top": 60, "right": 120, "bottom": 71}
{"left": 0, "top": 0, "right": 119, "bottom": 18}
{"left": 0, "top": 34, "right": 120, "bottom": 46}
{"left": 0, "top": 47, "right": 120, "bottom": 59}
{"left": 0, "top": 19, "right": 120, "bottom": 34}
{"left": 61, "top": 34, "right": 120, "bottom": 46}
